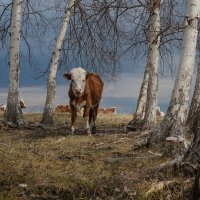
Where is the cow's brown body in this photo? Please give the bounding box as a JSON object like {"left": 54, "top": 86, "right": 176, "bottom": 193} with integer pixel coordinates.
{"left": 64, "top": 69, "right": 104, "bottom": 134}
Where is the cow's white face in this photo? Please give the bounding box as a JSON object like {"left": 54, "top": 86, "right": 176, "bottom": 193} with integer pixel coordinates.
{"left": 63, "top": 67, "right": 87, "bottom": 97}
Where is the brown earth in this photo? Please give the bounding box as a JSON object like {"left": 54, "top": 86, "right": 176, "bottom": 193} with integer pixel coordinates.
{"left": 0, "top": 113, "right": 193, "bottom": 200}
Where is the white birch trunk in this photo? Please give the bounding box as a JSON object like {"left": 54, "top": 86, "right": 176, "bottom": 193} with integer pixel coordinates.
{"left": 41, "top": 0, "right": 76, "bottom": 124}
{"left": 4, "top": 0, "right": 25, "bottom": 126}
{"left": 160, "top": 0, "right": 200, "bottom": 139}
{"left": 187, "top": 61, "right": 200, "bottom": 133}
{"left": 126, "top": 65, "right": 149, "bottom": 131}
{"left": 141, "top": 0, "right": 162, "bottom": 129}
{"left": 135, "top": 64, "right": 149, "bottom": 119}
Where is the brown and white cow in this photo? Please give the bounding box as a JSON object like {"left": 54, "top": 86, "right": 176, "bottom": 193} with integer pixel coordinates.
{"left": 0, "top": 99, "right": 26, "bottom": 112}
{"left": 63, "top": 67, "right": 104, "bottom": 135}
{"left": 55, "top": 104, "right": 71, "bottom": 113}
{"left": 98, "top": 107, "right": 117, "bottom": 115}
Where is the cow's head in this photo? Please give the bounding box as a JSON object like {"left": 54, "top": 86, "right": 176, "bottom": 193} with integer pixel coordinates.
{"left": 63, "top": 67, "right": 88, "bottom": 97}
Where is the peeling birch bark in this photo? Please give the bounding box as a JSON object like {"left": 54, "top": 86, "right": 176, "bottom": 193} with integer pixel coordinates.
{"left": 147, "top": 0, "right": 200, "bottom": 155}
{"left": 159, "top": 0, "right": 200, "bottom": 140}
{"left": 4, "top": 0, "right": 26, "bottom": 126}
{"left": 41, "top": 0, "right": 76, "bottom": 125}
{"left": 187, "top": 62, "right": 200, "bottom": 133}
{"left": 127, "top": 0, "right": 162, "bottom": 132}
{"left": 126, "top": 67, "right": 148, "bottom": 130}
{"left": 183, "top": 118, "right": 200, "bottom": 199}
{"left": 141, "top": 0, "right": 162, "bottom": 129}
{"left": 135, "top": 65, "right": 149, "bottom": 119}
{"left": 183, "top": 105, "right": 200, "bottom": 198}
{"left": 184, "top": 116, "right": 200, "bottom": 165}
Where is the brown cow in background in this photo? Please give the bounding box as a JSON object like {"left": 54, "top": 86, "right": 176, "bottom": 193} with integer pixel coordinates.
{"left": 55, "top": 104, "right": 117, "bottom": 115}
{"left": 98, "top": 107, "right": 117, "bottom": 115}
{"left": 55, "top": 104, "right": 71, "bottom": 113}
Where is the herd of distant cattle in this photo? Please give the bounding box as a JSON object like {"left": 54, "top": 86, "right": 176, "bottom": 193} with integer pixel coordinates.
{"left": 54, "top": 104, "right": 165, "bottom": 116}
{"left": 0, "top": 101, "right": 117, "bottom": 114}
{"left": 0, "top": 101, "right": 164, "bottom": 116}
{"left": 54, "top": 104, "right": 117, "bottom": 115}
{"left": 0, "top": 67, "right": 164, "bottom": 135}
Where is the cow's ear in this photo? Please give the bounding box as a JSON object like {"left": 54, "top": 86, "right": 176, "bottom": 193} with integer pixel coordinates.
{"left": 63, "top": 73, "right": 71, "bottom": 80}
{"left": 86, "top": 73, "right": 90, "bottom": 79}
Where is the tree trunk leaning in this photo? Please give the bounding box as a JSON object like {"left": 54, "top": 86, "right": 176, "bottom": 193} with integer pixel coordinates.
{"left": 41, "top": 0, "right": 76, "bottom": 125}
{"left": 135, "top": 64, "right": 149, "bottom": 119}
{"left": 141, "top": 0, "right": 162, "bottom": 130}
{"left": 126, "top": 64, "right": 149, "bottom": 132}
{"left": 126, "top": 0, "right": 162, "bottom": 132}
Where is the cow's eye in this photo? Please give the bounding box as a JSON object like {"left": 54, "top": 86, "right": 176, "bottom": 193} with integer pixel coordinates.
{"left": 82, "top": 80, "right": 85, "bottom": 82}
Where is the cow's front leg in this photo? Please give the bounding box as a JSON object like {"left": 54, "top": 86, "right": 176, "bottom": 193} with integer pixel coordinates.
{"left": 70, "top": 106, "right": 77, "bottom": 134}
{"left": 83, "top": 105, "right": 91, "bottom": 135}
{"left": 84, "top": 116, "right": 91, "bottom": 135}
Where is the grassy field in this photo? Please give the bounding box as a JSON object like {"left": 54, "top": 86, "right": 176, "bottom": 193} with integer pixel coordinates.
{"left": 0, "top": 113, "right": 193, "bottom": 200}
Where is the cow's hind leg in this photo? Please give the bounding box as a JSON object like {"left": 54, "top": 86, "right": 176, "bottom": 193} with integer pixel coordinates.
{"left": 89, "top": 108, "right": 95, "bottom": 134}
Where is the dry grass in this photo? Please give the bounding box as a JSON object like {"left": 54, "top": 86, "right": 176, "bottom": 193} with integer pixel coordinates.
{"left": 0, "top": 113, "right": 193, "bottom": 200}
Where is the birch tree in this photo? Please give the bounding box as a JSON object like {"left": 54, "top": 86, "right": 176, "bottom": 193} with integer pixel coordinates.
{"left": 135, "top": 65, "right": 149, "bottom": 119}
{"left": 141, "top": 0, "right": 162, "bottom": 129}
{"left": 183, "top": 109, "right": 200, "bottom": 170}
{"left": 182, "top": 87, "right": 200, "bottom": 197}
{"left": 41, "top": 0, "right": 76, "bottom": 125}
{"left": 130, "top": 0, "right": 185, "bottom": 129}
{"left": 127, "top": 0, "right": 162, "bottom": 131}
{"left": 148, "top": 0, "right": 200, "bottom": 153}
{"left": 126, "top": 61, "right": 149, "bottom": 131}
{"left": 4, "top": 0, "right": 26, "bottom": 126}
{"left": 186, "top": 62, "right": 200, "bottom": 133}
